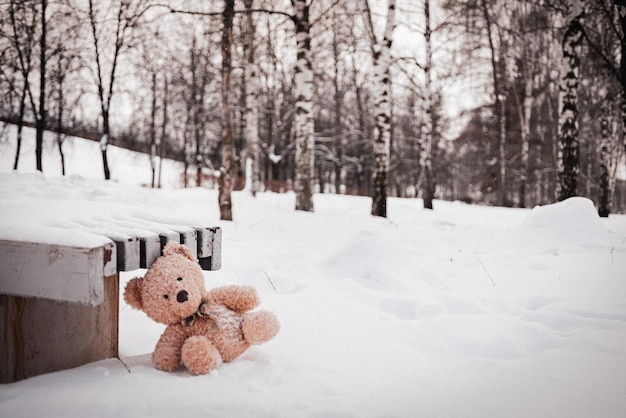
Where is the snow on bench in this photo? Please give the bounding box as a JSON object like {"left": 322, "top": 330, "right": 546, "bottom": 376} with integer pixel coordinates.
{"left": 0, "top": 222, "right": 221, "bottom": 383}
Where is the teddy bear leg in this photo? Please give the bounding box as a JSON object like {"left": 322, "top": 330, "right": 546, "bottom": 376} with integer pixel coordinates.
{"left": 152, "top": 326, "right": 186, "bottom": 372}
{"left": 181, "top": 336, "right": 223, "bottom": 375}
{"left": 242, "top": 311, "right": 280, "bottom": 345}
{"left": 152, "top": 347, "right": 181, "bottom": 372}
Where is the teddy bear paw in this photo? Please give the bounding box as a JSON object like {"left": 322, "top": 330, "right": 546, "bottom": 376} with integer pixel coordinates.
{"left": 242, "top": 311, "right": 280, "bottom": 345}
{"left": 181, "top": 336, "right": 223, "bottom": 375}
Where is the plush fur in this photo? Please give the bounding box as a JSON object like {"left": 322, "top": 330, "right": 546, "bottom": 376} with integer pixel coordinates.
{"left": 124, "top": 241, "right": 280, "bottom": 375}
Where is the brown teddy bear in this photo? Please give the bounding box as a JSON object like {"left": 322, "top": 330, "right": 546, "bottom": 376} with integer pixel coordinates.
{"left": 123, "top": 241, "right": 280, "bottom": 375}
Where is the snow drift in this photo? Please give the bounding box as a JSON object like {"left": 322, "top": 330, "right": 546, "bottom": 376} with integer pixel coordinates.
{"left": 0, "top": 128, "right": 625, "bottom": 417}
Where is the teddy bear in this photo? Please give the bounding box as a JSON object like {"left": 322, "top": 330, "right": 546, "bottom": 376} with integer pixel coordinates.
{"left": 123, "top": 241, "right": 280, "bottom": 375}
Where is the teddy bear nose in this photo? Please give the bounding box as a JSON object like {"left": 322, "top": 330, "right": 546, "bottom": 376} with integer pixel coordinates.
{"left": 176, "top": 290, "right": 189, "bottom": 303}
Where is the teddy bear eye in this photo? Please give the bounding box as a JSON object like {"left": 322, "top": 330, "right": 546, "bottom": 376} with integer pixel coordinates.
{"left": 177, "top": 277, "right": 183, "bottom": 281}
{"left": 163, "top": 294, "right": 169, "bottom": 300}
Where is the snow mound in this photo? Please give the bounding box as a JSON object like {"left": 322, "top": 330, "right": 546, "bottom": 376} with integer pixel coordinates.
{"left": 517, "top": 197, "right": 609, "bottom": 248}
{"left": 321, "top": 230, "right": 417, "bottom": 292}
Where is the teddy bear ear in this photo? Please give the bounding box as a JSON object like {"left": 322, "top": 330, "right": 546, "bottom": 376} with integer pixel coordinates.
{"left": 162, "top": 241, "right": 197, "bottom": 262}
{"left": 123, "top": 277, "right": 144, "bottom": 310}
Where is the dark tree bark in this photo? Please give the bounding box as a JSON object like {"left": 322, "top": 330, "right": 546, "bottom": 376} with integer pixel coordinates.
{"left": 158, "top": 76, "right": 168, "bottom": 189}
{"left": 618, "top": 1, "right": 626, "bottom": 156}
{"left": 35, "top": 0, "right": 47, "bottom": 172}
{"left": 9, "top": 0, "right": 37, "bottom": 171}
{"left": 480, "top": 0, "right": 507, "bottom": 206}
{"left": 150, "top": 73, "right": 157, "bottom": 188}
{"left": 598, "top": 113, "right": 611, "bottom": 217}
{"left": 55, "top": 54, "right": 66, "bottom": 176}
{"left": 219, "top": 0, "right": 236, "bottom": 220}
{"left": 88, "top": 0, "right": 145, "bottom": 180}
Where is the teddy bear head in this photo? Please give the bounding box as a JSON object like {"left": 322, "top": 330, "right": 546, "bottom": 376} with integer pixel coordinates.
{"left": 124, "top": 241, "right": 207, "bottom": 325}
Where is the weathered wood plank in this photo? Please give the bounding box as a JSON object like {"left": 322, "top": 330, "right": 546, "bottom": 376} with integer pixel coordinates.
{"left": 73, "top": 220, "right": 161, "bottom": 271}
{"left": 175, "top": 227, "right": 198, "bottom": 259}
{"left": 159, "top": 231, "right": 180, "bottom": 251}
{"left": 113, "top": 236, "right": 140, "bottom": 271}
{"left": 0, "top": 273, "right": 119, "bottom": 383}
{"left": 0, "top": 240, "right": 115, "bottom": 305}
{"left": 139, "top": 233, "right": 161, "bottom": 269}
{"left": 196, "top": 227, "right": 222, "bottom": 270}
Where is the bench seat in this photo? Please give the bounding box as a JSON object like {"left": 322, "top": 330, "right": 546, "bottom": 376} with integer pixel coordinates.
{"left": 0, "top": 225, "right": 221, "bottom": 383}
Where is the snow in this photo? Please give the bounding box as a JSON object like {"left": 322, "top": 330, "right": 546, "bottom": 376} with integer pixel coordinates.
{"left": 1, "top": 128, "right": 626, "bottom": 417}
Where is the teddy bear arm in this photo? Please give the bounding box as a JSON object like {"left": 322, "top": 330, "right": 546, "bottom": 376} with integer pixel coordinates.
{"left": 152, "top": 324, "right": 187, "bottom": 372}
{"left": 209, "top": 285, "right": 260, "bottom": 313}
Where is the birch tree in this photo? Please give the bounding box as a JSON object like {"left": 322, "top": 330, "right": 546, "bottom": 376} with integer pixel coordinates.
{"left": 360, "top": 0, "right": 395, "bottom": 217}
{"left": 292, "top": 0, "right": 315, "bottom": 212}
{"left": 420, "top": 0, "right": 435, "bottom": 210}
{"left": 511, "top": 2, "right": 539, "bottom": 208}
{"left": 243, "top": 0, "right": 260, "bottom": 196}
{"left": 331, "top": 5, "right": 347, "bottom": 194}
{"left": 557, "top": 0, "right": 585, "bottom": 201}
{"left": 562, "top": 0, "right": 625, "bottom": 215}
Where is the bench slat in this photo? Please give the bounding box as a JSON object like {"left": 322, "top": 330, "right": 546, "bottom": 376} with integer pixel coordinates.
{"left": 139, "top": 234, "right": 161, "bottom": 269}
{"left": 196, "top": 227, "right": 222, "bottom": 270}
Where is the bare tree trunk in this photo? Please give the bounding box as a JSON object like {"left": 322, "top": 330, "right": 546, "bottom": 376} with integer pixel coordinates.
{"left": 558, "top": 3, "right": 584, "bottom": 201}
{"left": 598, "top": 116, "right": 611, "bottom": 217}
{"left": 516, "top": 2, "right": 533, "bottom": 208}
{"left": 330, "top": 7, "right": 346, "bottom": 195}
{"left": 89, "top": 0, "right": 111, "bottom": 180}
{"left": 481, "top": 0, "right": 507, "bottom": 206}
{"left": 519, "top": 84, "right": 532, "bottom": 208}
{"left": 293, "top": 0, "right": 315, "bottom": 212}
{"left": 351, "top": 59, "right": 366, "bottom": 193}
{"left": 219, "top": 0, "right": 236, "bottom": 220}
{"left": 88, "top": 0, "right": 143, "bottom": 180}
{"left": 514, "top": 62, "right": 533, "bottom": 208}
{"left": 244, "top": 0, "right": 260, "bottom": 197}
{"left": 598, "top": 86, "right": 618, "bottom": 217}
{"left": 13, "top": 86, "right": 28, "bottom": 171}
{"left": 420, "top": 0, "right": 435, "bottom": 210}
{"left": 35, "top": 0, "right": 47, "bottom": 173}
{"left": 361, "top": 0, "right": 395, "bottom": 217}
{"left": 188, "top": 35, "right": 204, "bottom": 188}
{"left": 619, "top": 3, "right": 626, "bottom": 155}
{"left": 150, "top": 73, "right": 157, "bottom": 188}
{"left": 535, "top": 121, "right": 546, "bottom": 205}
{"left": 158, "top": 76, "right": 168, "bottom": 188}
{"left": 55, "top": 62, "right": 66, "bottom": 176}
{"left": 9, "top": 0, "right": 39, "bottom": 171}
{"left": 101, "top": 113, "right": 111, "bottom": 180}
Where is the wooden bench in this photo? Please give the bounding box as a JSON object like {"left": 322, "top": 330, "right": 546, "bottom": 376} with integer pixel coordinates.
{"left": 0, "top": 225, "right": 221, "bottom": 383}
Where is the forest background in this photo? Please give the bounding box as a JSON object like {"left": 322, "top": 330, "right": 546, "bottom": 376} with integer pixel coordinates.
{"left": 1, "top": 0, "right": 626, "bottom": 217}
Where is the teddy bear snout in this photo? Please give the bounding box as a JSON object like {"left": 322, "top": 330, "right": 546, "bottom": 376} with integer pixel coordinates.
{"left": 177, "top": 290, "right": 189, "bottom": 303}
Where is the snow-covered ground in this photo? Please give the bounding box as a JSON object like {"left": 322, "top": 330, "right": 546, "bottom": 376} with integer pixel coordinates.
{"left": 1, "top": 128, "right": 626, "bottom": 417}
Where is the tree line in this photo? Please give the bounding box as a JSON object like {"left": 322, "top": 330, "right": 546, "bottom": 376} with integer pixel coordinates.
{"left": 1, "top": 0, "right": 624, "bottom": 219}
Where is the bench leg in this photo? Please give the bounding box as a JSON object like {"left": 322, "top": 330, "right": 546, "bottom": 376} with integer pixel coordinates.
{"left": 0, "top": 274, "right": 119, "bottom": 383}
